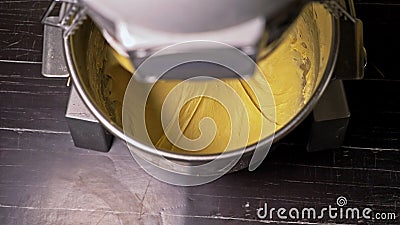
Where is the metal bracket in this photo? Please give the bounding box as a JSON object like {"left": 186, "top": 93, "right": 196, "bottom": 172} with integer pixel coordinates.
{"left": 41, "top": 0, "right": 86, "bottom": 38}
{"left": 41, "top": 0, "right": 87, "bottom": 78}
{"left": 334, "top": 17, "right": 366, "bottom": 80}
{"left": 307, "top": 79, "right": 350, "bottom": 152}
{"left": 332, "top": 0, "right": 366, "bottom": 80}
{"left": 42, "top": 16, "right": 69, "bottom": 78}
{"left": 322, "top": 0, "right": 356, "bottom": 23}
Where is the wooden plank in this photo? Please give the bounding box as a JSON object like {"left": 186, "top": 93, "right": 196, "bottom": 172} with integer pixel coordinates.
{"left": 0, "top": 144, "right": 399, "bottom": 224}
{"left": 0, "top": 62, "right": 69, "bottom": 132}
{"left": 0, "top": 88, "right": 70, "bottom": 132}
{"left": 0, "top": 0, "right": 50, "bottom": 62}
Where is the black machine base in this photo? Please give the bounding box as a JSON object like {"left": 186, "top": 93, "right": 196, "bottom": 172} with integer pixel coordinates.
{"left": 66, "top": 86, "right": 113, "bottom": 152}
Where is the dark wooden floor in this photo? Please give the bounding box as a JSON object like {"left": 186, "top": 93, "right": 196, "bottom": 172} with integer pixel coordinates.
{"left": 1, "top": 0, "right": 399, "bottom": 224}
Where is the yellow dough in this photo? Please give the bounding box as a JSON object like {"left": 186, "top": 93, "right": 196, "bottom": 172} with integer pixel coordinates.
{"left": 101, "top": 3, "right": 330, "bottom": 155}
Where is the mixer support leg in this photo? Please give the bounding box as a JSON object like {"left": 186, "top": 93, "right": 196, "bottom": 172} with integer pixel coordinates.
{"left": 307, "top": 80, "right": 350, "bottom": 152}
{"left": 66, "top": 86, "right": 113, "bottom": 152}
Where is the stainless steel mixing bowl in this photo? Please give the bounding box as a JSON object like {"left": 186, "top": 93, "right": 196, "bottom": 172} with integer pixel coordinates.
{"left": 63, "top": 3, "right": 339, "bottom": 174}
